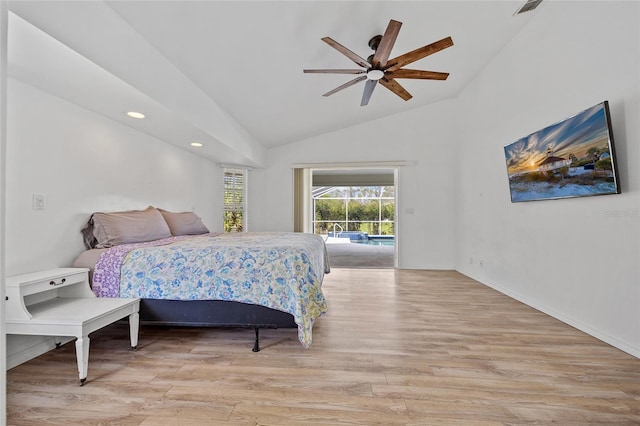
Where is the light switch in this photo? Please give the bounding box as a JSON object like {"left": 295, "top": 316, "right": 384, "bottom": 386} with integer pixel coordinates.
{"left": 32, "top": 193, "right": 46, "bottom": 210}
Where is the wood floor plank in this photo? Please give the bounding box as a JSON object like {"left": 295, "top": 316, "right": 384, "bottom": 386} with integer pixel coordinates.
{"left": 7, "top": 268, "right": 640, "bottom": 425}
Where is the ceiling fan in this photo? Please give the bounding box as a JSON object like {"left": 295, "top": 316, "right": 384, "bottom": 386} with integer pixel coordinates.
{"left": 304, "top": 19, "right": 453, "bottom": 106}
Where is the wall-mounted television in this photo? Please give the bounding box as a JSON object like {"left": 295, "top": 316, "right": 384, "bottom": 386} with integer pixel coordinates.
{"left": 504, "top": 101, "right": 620, "bottom": 203}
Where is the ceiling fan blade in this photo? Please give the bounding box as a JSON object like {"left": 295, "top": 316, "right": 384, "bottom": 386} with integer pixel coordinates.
{"left": 372, "top": 19, "right": 402, "bottom": 68}
{"left": 385, "top": 36, "right": 454, "bottom": 71}
{"left": 388, "top": 69, "right": 449, "bottom": 80}
{"left": 304, "top": 69, "right": 366, "bottom": 74}
{"left": 322, "top": 75, "right": 367, "bottom": 97}
{"left": 379, "top": 78, "right": 413, "bottom": 101}
{"left": 321, "top": 37, "right": 370, "bottom": 68}
{"left": 361, "top": 79, "right": 378, "bottom": 106}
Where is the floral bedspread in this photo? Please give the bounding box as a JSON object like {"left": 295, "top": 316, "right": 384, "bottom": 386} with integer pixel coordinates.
{"left": 92, "top": 232, "right": 329, "bottom": 348}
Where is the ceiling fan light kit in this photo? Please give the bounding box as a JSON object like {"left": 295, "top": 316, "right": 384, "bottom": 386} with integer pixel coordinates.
{"left": 304, "top": 19, "right": 453, "bottom": 106}
{"left": 366, "top": 69, "right": 385, "bottom": 81}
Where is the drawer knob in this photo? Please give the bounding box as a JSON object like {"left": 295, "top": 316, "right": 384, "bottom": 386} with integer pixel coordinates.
{"left": 49, "top": 278, "right": 67, "bottom": 286}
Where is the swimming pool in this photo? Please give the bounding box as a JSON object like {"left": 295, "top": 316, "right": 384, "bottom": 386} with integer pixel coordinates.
{"left": 353, "top": 238, "right": 395, "bottom": 246}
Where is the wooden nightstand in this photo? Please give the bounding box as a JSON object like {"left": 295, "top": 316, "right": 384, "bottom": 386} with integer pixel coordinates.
{"left": 5, "top": 268, "right": 140, "bottom": 385}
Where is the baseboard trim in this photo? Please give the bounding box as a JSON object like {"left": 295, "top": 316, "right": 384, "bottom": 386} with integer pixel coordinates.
{"left": 6, "top": 336, "right": 74, "bottom": 370}
{"left": 459, "top": 270, "right": 640, "bottom": 359}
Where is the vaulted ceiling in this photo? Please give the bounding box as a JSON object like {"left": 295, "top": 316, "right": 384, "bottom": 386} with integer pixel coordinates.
{"left": 7, "top": 1, "right": 538, "bottom": 166}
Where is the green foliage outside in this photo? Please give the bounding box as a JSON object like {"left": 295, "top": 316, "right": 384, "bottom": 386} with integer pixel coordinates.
{"left": 224, "top": 211, "right": 243, "bottom": 232}
{"left": 313, "top": 186, "right": 395, "bottom": 236}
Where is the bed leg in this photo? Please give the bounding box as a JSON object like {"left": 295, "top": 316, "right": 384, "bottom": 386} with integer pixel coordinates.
{"left": 252, "top": 328, "right": 260, "bottom": 352}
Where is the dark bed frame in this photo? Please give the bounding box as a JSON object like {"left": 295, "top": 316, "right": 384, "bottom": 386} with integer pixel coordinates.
{"left": 138, "top": 299, "right": 297, "bottom": 352}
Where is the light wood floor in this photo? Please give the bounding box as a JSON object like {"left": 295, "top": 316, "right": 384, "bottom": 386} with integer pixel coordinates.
{"left": 7, "top": 269, "right": 640, "bottom": 425}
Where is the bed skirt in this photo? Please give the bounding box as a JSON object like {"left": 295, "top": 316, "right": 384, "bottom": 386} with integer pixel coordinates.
{"left": 138, "top": 299, "right": 297, "bottom": 328}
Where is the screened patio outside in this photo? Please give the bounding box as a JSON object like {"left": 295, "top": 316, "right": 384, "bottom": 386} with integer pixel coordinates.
{"left": 312, "top": 186, "right": 395, "bottom": 239}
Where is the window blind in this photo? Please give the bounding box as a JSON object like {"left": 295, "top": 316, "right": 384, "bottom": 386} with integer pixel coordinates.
{"left": 223, "top": 168, "right": 247, "bottom": 232}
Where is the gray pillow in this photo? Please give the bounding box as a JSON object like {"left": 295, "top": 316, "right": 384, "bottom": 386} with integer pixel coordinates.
{"left": 92, "top": 206, "right": 172, "bottom": 248}
{"left": 158, "top": 209, "right": 209, "bottom": 236}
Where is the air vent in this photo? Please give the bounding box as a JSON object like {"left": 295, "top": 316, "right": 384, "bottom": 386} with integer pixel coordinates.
{"left": 514, "top": 0, "right": 543, "bottom": 15}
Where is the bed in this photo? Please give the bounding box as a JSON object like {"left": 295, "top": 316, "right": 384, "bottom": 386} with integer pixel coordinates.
{"left": 72, "top": 207, "right": 329, "bottom": 350}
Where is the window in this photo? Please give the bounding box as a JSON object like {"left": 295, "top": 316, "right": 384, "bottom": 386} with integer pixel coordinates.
{"left": 223, "top": 168, "right": 247, "bottom": 232}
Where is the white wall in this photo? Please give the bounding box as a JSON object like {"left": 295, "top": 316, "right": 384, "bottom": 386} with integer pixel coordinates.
{"left": 5, "top": 79, "right": 221, "bottom": 365}
{"left": 251, "top": 99, "right": 458, "bottom": 270}
{"left": 455, "top": 1, "right": 640, "bottom": 357}
{"left": 6, "top": 79, "right": 221, "bottom": 275}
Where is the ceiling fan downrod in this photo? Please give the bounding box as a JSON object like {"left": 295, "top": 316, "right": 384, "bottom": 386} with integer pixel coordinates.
{"left": 368, "top": 34, "right": 383, "bottom": 51}
{"left": 367, "top": 34, "right": 383, "bottom": 65}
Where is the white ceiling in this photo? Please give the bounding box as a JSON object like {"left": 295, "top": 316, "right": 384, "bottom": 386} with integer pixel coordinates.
{"left": 7, "top": 1, "right": 539, "bottom": 166}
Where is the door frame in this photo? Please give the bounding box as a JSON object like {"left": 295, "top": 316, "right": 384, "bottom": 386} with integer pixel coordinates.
{"left": 293, "top": 161, "right": 403, "bottom": 268}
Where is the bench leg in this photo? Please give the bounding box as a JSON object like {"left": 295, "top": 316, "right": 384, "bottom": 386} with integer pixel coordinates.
{"left": 75, "top": 335, "right": 90, "bottom": 385}
{"left": 129, "top": 312, "right": 139, "bottom": 350}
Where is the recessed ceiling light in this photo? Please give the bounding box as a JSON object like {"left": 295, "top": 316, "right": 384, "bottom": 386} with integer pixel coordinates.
{"left": 190, "top": 142, "right": 203, "bottom": 147}
{"left": 126, "top": 111, "right": 145, "bottom": 119}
